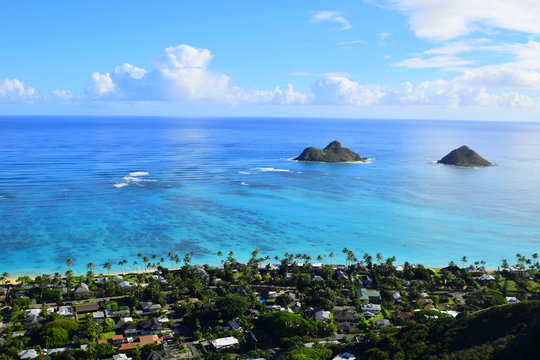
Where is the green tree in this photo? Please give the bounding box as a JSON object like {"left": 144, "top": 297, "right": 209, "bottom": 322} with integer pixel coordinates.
{"left": 215, "top": 294, "right": 249, "bottom": 320}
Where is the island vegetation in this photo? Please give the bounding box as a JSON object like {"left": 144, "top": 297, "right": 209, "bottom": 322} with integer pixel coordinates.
{"left": 438, "top": 146, "right": 492, "bottom": 167}
{"left": 294, "top": 141, "right": 368, "bottom": 163}
{"left": 0, "top": 250, "right": 539, "bottom": 360}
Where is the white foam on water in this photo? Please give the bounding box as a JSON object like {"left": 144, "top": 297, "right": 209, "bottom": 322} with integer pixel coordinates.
{"left": 122, "top": 176, "right": 157, "bottom": 182}
{"left": 113, "top": 183, "right": 128, "bottom": 188}
{"left": 238, "top": 171, "right": 251, "bottom": 175}
{"left": 240, "top": 182, "right": 249, "bottom": 186}
{"left": 256, "top": 167, "right": 290, "bottom": 172}
{"left": 129, "top": 171, "right": 149, "bottom": 176}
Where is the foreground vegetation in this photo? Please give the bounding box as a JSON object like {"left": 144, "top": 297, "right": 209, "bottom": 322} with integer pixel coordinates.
{"left": 0, "top": 250, "right": 539, "bottom": 359}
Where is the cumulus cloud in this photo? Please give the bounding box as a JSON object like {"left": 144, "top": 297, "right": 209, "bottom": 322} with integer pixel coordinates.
{"left": 383, "top": 0, "right": 540, "bottom": 40}
{"left": 84, "top": 44, "right": 313, "bottom": 105}
{"left": 0, "top": 78, "right": 37, "bottom": 102}
{"left": 85, "top": 44, "right": 233, "bottom": 102}
{"left": 311, "top": 76, "right": 386, "bottom": 105}
{"left": 311, "top": 10, "right": 352, "bottom": 31}
{"left": 245, "top": 84, "right": 313, "bottom": 105}
{"left": 384, "top": 78, "right": 538, "bottom": 107}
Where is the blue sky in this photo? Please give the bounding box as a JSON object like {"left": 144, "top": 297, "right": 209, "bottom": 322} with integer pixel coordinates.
{"left": 2, "top": 0, "right": 540, "bottom": 120}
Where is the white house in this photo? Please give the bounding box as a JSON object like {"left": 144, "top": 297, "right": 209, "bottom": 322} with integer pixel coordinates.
{"left": 506, "top": 297, "right": 520, "bottom": 304}
{"left": 19, "top": 349, "right": 39, "bottom": 359}
{"left": 315, "top": 310, "right": 331, "bottom": 322}
{"left": 210, "top": 336, "right": 239, "bottom": 350}
{"left": 361, "top": 304, "right": 381, "bottom": 315}
{"left": 478, "top": 274, "right": 495, "bottom": 281}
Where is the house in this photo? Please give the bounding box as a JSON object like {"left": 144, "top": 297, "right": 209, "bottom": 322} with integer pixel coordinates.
{"left": 107, "top": 309, "right": 131, "bottom": 317}
{"left": 313, "top": 275, "right": 324, "bottom": 282}
{"left": 333, "top": 306, "right": 360, "bottom": 333}
{"left": 314, "top": 310, "right": 331, "bottom": 322}
{"left": 118, "top": 335, "right": 163, "bottom": 351}
{"left": 119, "top": 281, "right": 134, "bottom": 290}
{"left": 393, "top": 292, "right": 402, "bottom": 302}
{"left": 356, "top": 288, "right": 381, "bottom": 303}
{"left": 244, "top": 309, "right": 261, "bottom": 319}
{"left": 116, "top": 317, "right": 134, "bottom": 327}
{"left": 143, "top": 350, "right": 169, "bottom": 360}
{"left": 376, "top": 319, "right": 391, "bottom": 328}
{"left": 57, "top": 306, "right": 73, "bottom": 316}
{"left": 140, "top": 301, "right": 162, "bottom": 313}
{"left": 75, "top": 304, "right": 99, "bottom": 314}
{"left": 210, "top": 336, "right": 239, "bottom": 350}
{"left": 124, "top": 319, "right": 162, "bottom": 336}
{"left": 113, "top": 354, "right": 132, "bottom": 360}
{"left": 73, "top": 282, "right": 90, "bottom": 294}
{"left": 333, "top": 353, "right": 357, "bottom": 360}
{"left": 506, "top": 297, "right": 520, "bottom": 304}
{"left": 111, "top": 334, "right": 125, "bottom": 345}
{"left": 19, "top": 349, "right": 39, "bottom": 359}
{"left": 361, "top": 304, "right": 381, "bottom": 315}
{"left": 92, "top": 311, "right": 106, "bottom": 322}
{"left": 25, "top": 309, "right": 42, "bottom": 319}
{"left": 478, "top": 274, "right": 495, "bottom": 281}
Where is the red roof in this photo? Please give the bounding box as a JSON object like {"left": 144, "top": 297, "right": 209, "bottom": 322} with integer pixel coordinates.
{"left": 111, "top": 335, "right": 124, "bottom": 340}
{"left": 97, "top": 339, "right": 108, "bottom": 344}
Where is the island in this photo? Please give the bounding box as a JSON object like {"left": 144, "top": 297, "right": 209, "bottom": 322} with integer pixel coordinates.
{"left": 294, "top": 140, "right": 368, "bottom": 162}
{"left": 438, "top": 145, "right": 493, "bottom": 167}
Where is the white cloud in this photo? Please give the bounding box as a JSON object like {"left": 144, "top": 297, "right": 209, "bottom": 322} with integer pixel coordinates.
{"left": 85, "top": 44, "right": 233, "bottom": 102}
{"left": 311, "top": 76, "right": 386, "bottom": 105}
{"left": 337, "top": 40, "right": 367, "bottom": 46}
{"left": 377, "top": 32, "right": 392, "bottom": 46}
{"left": 384, "top": 0, "right": 540, "bottom": 40}
{"left": 0, "top": 78, "right": 37, "bottom": 102}
{"left": 86, "top": 72, "right": 115, "bottom": 98}
{"left": 394, "top": 55, "right": 474, "bottom": 69}
{"left": 384, "top": 78, "right": 538, "bottom": 107}
{"left": 246, "top": 84, "right": 313, "bottom": 105}
{"left": 457, "top": 68, "right": 540, "bottom": 89}
{"left": 311, "top": 11, "right": 352, "bottom": 31}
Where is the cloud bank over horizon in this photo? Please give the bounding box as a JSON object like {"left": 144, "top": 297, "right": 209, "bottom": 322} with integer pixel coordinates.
{"left": 3, "top": 1, "right": 540, "bottom": 119}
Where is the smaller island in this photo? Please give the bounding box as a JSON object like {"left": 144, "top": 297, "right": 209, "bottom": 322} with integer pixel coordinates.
{"left": 438, "top": 145, "right": 493, "bottom": 167}
{"left": 294, "top": 140, "right": 368, "bottom": 163}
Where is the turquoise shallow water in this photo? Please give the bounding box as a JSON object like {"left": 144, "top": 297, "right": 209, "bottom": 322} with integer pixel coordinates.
{"left": 1, "top": 116, "right": 540, "bottom": 275}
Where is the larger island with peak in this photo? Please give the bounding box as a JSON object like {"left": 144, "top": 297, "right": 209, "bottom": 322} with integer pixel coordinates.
{"left": 295, "top": 140, "right": 368, "bottom": 163}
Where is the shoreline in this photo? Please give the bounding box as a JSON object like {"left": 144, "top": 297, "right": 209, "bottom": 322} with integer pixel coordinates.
{"left": 1, "top": 263, "right": 501, "bottom": 285}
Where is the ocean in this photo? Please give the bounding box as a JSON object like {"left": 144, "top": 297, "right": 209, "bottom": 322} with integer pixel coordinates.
{"left": 1, "top": 116, "right": 539, "bottom": 276}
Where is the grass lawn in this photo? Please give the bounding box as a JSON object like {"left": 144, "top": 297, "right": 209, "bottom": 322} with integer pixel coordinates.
{"left": 100, "top": 331, "right": 117, "bottom": 340}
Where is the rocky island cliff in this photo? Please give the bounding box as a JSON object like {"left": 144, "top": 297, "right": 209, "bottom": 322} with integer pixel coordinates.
{"left": 438, "top": 145, "right": 492, "bottom": 167}
{"left": 294, "top": 141, "right": 368, "bottom": 163}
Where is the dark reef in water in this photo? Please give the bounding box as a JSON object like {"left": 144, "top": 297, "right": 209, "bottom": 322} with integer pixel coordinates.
{"left": 438, "top": 145, "right": 492, "bottom": 167}
{"left": 294, "top": 140, "right": 368, "bottom": 163}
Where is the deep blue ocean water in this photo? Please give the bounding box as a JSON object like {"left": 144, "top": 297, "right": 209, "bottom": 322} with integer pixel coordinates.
{"left": 1, "top": 116, "right": 540, "bottom": 276}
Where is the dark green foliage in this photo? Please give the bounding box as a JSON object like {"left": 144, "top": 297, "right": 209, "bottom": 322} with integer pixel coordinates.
{"left": 276, "top": 293, "right": 293, "bottom": 307}
{"left": 287, "top": 346, "right": 333, "bottom": 360}
{"left": 359, "top": 301, "right": 540, "bottom": 360}
{"left": 215, "top": 294, "right": 249, "bottom": 320}
{"left": 295, "top": 141, "right": 367, "bottom": 162}
{"left": 260, "top": 311, "right": 315, "bottom": 340}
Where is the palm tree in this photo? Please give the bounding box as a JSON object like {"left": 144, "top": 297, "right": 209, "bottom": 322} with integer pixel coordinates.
{"left": 376, "top": 253, "right": 383, "bottom": 263}
{"left": 328, "top": 252, "right": 335, "bottom": 266}
{"left": 102, "top": 262, "right": 112, "bottom": 273}
{"left": 86, "top": 263, "right": 95, "bottom": 272}
{"left": 0, "top": 272, "right": 9, "bottom": 285}
{"left": 118, "top": 259, "right": 128, "bottom": 273}
{"left": 65, "top": 258, "right": 73, "bottom": 269}
{"left": 461, "top": 256, "right": 468, "bottom": 269}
